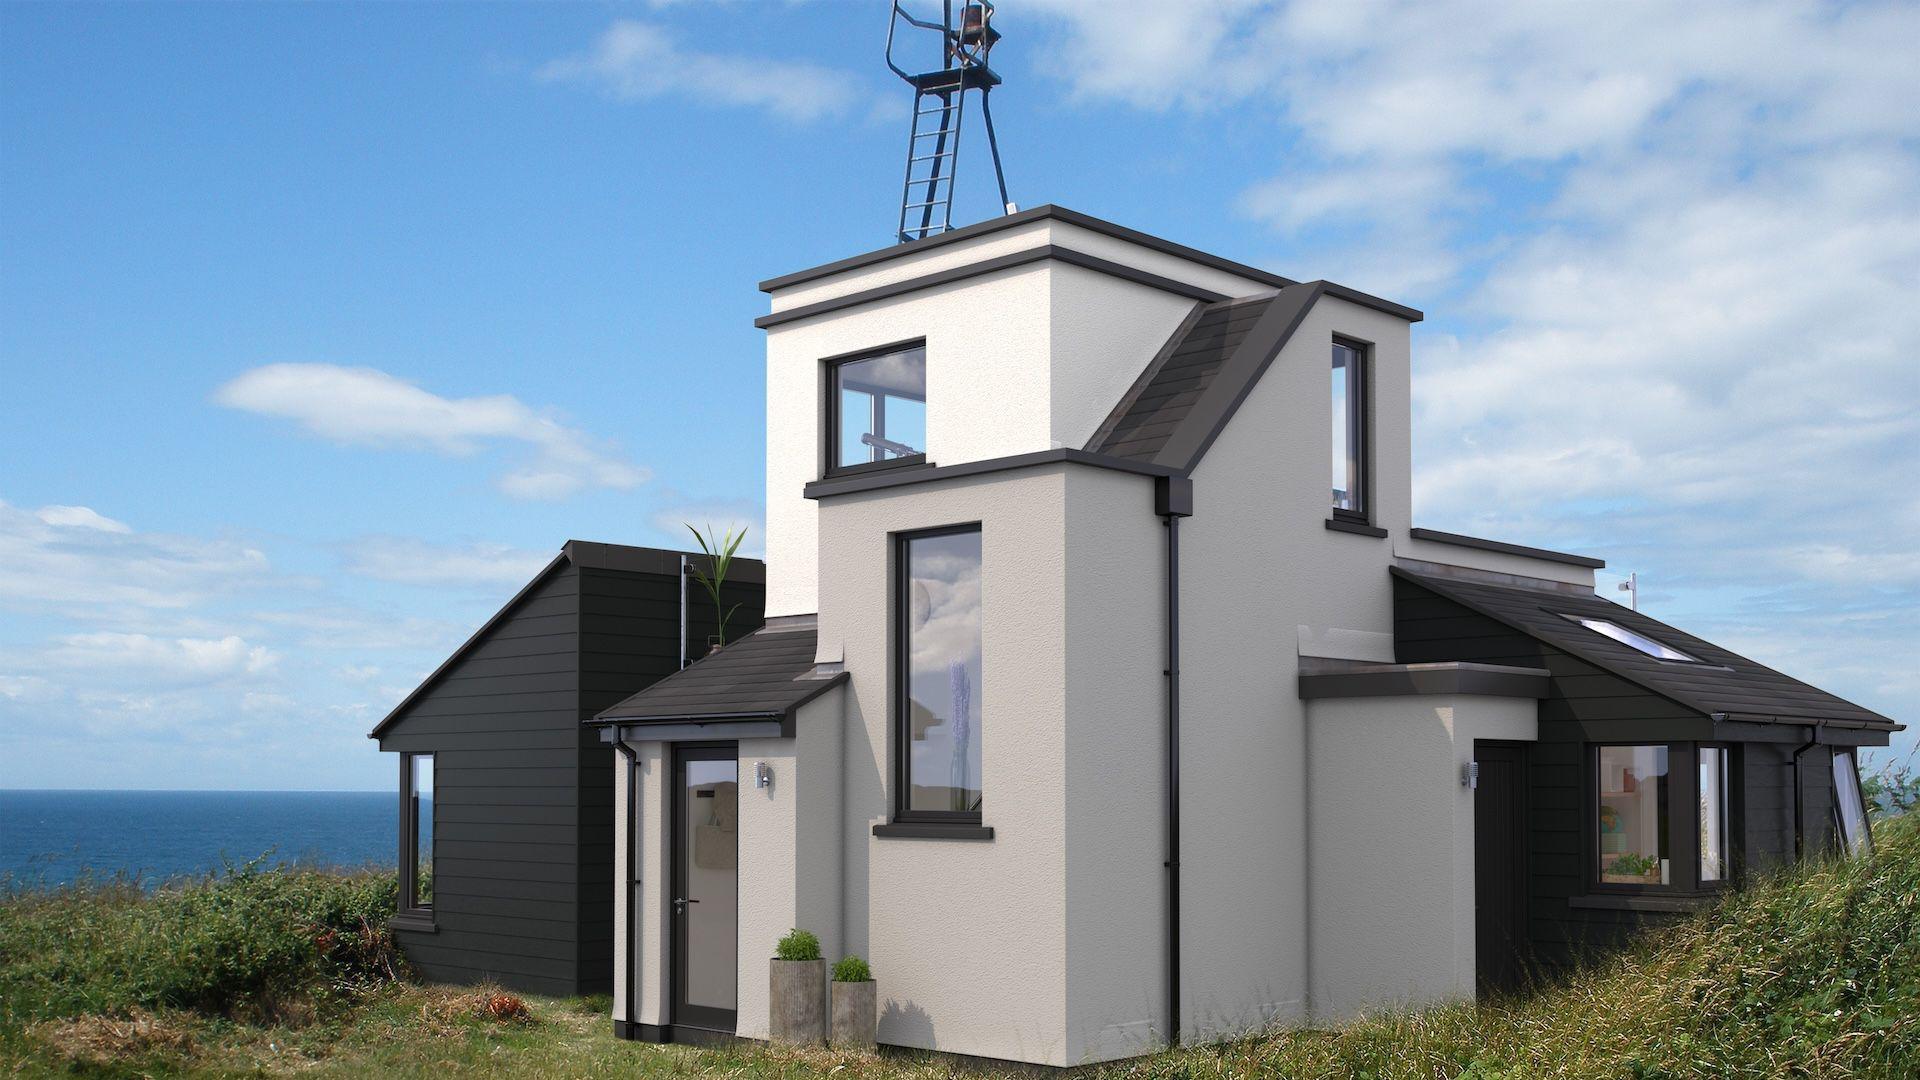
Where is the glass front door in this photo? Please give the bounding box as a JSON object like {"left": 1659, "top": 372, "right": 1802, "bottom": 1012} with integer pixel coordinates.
{"left": 672, "top": 745, "right": 738, "bottom": 1032}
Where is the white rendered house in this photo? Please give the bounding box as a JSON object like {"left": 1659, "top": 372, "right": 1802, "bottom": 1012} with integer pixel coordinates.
{"left": 587, "top": 206, "right": 1895, "bottom": 1066}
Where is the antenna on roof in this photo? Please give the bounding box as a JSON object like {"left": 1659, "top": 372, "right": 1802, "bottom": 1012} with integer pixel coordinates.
{"left": 886, "top": 2, "right": 1014, "bottom": 244}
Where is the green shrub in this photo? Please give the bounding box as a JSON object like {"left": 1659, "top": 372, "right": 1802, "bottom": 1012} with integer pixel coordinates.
{"left": 773, "top": 928, "right": 820, "bottom": 962}
{"left": 0, "top": 860, "right": 403, "bottom": 1024}
{"left": 831, "top": 955, "right": 871, "bottom": 983}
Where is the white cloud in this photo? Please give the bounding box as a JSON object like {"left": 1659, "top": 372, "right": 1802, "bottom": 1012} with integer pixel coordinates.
{"left": 213, "top": 363, "right": 648, "bottom": 501}
{"left": 538, "top": 20, "right": 863, "bottom": 122}
{"left": 339, "top": 535, "right": 553, "bottom": 588}
{"left": 651, "top": 500, "right": 764, "bottom": 558}
{"left": 44, "top": 632, "right": 279, "bottom": 684}
{"left": 0, "top": 499, "right": 271, "bottom": 614}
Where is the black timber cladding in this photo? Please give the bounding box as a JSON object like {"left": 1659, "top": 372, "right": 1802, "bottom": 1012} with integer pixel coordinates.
{"left": 1391, "top": 570, "right": 1870, "bottom": 968}
{"left": 593, "top": 621, "right": 844, "bottom": 733}
{"left": 373, "top": 541, "right": 764, "bottom": 995}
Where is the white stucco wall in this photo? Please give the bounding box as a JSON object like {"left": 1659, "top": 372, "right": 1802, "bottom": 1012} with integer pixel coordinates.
{"left": 734, "top": 686, "right": 847, "bottom": 1038}
{"left": 815, "top": 467, "right": 1074, "bottom": 1065}
{"left": 1303, "top": 694, "right": 1538, "bottom": 1021}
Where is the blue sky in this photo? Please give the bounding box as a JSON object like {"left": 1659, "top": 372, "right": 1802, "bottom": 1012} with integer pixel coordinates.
{"left": 3, "top": 1, "right": 1915, "bottom": 790}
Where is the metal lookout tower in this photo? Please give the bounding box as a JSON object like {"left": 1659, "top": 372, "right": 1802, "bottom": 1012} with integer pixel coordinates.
{"left": 887, "top": 1, "right": 1013, "bottom": 244}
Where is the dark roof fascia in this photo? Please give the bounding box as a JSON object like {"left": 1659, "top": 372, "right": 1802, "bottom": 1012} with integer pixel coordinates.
{"left": 1299, "top": 661, "right": 1551, "bottom": 700}
{"left": 1322, "top": 282, "right": 1423, "bottom": 323}
{"left": 1389, "top": 566, "right": 1898, "bottom": 732}
{"left": 757, "top": 204, "right": 1295, "bottom": 294}
{"left": 803, "top": 447, "right": 1177, "bottom": 500}
{"left": 368, "top": 549, "right": 573, "bottom": 740}
{"left": 566, "top": 540, "right": 768, "bottom": 583}
{"left": 755, "top": 245, "right": 1231, "bottom": 331}
{"left": 1152, "top": 281, "right": 1325, "bottom": 474}
{"left": 590, "top": 671, "right": 850, "bottom": 739}
{"left": 1407, "top": 527, "right": 1606, "bottom": 570}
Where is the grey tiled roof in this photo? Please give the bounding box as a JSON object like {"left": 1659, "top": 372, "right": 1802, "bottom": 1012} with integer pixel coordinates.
{"left": 1393, "top": 567, "right": 1898, "bottom": 730}
{"left": 591, "top": 621, "right": 844, "bottom": 725}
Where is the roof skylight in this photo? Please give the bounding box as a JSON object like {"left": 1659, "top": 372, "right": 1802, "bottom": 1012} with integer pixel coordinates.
{"left": 1560, "top": 614, "right": 1700, "bottom": 662}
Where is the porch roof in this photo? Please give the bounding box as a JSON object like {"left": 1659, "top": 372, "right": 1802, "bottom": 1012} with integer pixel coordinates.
{"left": 589, "top": 618, "right": 844, "bottom": 737}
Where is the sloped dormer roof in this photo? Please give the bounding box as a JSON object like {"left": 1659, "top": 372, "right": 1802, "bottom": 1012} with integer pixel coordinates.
{"left": 1088, "top": 280, "right": 1420, "bottom": 476}
{"left": 1392, "top": 566, "right": 1898, "bottom": 731}
{"left": 589, "top": 618, "right": 845, "bottom": 738}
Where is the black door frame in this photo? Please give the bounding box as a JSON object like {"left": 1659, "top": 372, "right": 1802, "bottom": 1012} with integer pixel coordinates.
{"left": 1473, "top": 739, "right": 1531, "bottom": 998}
{"left": 670, "top": 741, "right": 739, "bottom": 1035}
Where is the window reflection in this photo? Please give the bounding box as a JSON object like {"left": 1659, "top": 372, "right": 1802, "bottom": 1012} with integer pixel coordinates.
{"left": 902, "top": 528, "right": 982, "bottom": 815}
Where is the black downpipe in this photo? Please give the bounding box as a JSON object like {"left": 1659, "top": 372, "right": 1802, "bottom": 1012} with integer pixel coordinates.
{"left": 1155, "top": 476, "right": 1191, "bottom": 1048}
{"left": 1791, "top": 726, "right": 1819, "bottom": 861}
{"left": 614, "top": 739, "right": 639, "bottom": 1037}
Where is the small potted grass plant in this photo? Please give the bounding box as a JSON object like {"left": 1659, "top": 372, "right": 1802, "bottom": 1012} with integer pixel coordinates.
{"left": 769, "top": 928, "right": 826, "bottom": 1044}
{"left": 830, "top": 954, "right": 876, "bottom": 1049}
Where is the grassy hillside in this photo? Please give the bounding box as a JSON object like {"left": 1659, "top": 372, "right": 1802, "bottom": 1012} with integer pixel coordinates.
{"left": 3, "top": 816, "right": 1915, "bottom": 1078}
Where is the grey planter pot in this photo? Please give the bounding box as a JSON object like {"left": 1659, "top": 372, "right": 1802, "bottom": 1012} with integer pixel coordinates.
{"left": 768, "top": 959, "right": 826, "bottom": 1044}
{"left": 830, "top": 981, "right": 876, "bottom": 1049}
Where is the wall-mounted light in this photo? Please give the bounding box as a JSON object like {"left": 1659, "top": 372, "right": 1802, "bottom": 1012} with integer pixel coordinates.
{"left": 1462, "top": 761, "right": 1479, "bottom": 789}
{"left": 755, "top": 762, "right": 773, "bottom": 790}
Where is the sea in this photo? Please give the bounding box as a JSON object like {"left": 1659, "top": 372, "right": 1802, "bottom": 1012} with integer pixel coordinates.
{"left": 1, "top": 790, "right": 395, "bottom": 889}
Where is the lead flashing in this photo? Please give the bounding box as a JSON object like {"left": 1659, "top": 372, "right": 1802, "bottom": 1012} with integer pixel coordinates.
{"left": 755, "top": 245, "right": 1230, "bottom": 330}
{"left": 758, "top": 204, "right": 1294, "bottom": 294}
{"left": 802, "top": 447, "right": 1177, "bottom": 500}
{"left": 1299, "top": 660, "right": 1552, "bottom": 700}
{"left": 1408, "top": 527, "right": 1605, "bottom": 569}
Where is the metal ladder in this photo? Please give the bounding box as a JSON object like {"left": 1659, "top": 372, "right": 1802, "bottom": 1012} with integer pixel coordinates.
{"left": 888, "top": 2, "right": 1011, "bottom": 244}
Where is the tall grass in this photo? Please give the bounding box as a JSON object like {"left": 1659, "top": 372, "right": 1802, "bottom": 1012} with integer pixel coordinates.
{"left": 0, "top": 860, "right": 402, "bottom": 1024}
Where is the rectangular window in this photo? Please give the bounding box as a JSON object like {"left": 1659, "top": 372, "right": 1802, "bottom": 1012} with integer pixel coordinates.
{"left": 402, "top": 753, "right": 434, "bottom": 912}
{"left": 1560, "top": 614, "right": 1700, "bottom": 662}
{"left": 1331, "top": 340, "right": 1367, "bottom": 518}
{"left": 830, "top": 345, "right": 926, "bottom": 474}
{"left": 1833, "top": 750, "right": 1873, "bottom": 856}
{"left": 1699, "top": 746, "right": 1730, "bottom": 882}
{"left": 895, "top": 526, "right": 983, "bottom": 820}
{"left": 1596, "top": 745, "right": 1670, "bottom": 886}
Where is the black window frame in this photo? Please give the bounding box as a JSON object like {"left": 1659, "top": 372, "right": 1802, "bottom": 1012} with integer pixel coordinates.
{"left": 398, "top": 751, "right": 435, "bottom": 922}
{"left": 1330, "top": 336, "right": 1371, "bottom": 524}
{"left": 889, "top": 522, "right": 985, "bottom": 830}
{"left": 1585, "top": 740, "right": 1736, "bottom": 896}
{"left": 824, "top": 340, "right": 928, "bottom": 479}
{"left": 1831, "top": 748, "right": 1874, "bottom": 856}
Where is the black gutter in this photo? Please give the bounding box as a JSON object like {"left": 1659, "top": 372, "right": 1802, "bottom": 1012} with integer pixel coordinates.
{"left": 614, "top": 740, "right": 639, "bottom": 1039}
{"left": 1155, "top": 475, "right": 1192, "bottom": 1046}
{"left": 1792, "top": 726, "right": 1820, "bottom": 860}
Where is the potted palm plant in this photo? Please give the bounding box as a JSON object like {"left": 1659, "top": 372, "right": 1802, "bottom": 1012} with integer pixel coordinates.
{"left": 769, "top": 928, "right": 826, "bottom": 1044}
{"left": 830, "top": 955, "right": 876, "bottom": 1049}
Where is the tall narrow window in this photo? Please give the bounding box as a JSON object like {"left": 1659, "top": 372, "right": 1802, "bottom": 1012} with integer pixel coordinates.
{"left": 896, "top": 526, "right": 983, "bottom": 820}
{"left": 1699, "top": 746, "right": 1730, "bottom": 882}
{"left": 1833, "top": 750, "right": 1873, "bottom": 855}
{"left": 1597, "top": 745, "right": 1669, "bottom": 885}
{"left": 1331, "top": 341, "right": 1367, "bottom": 518}
{"left": 402, "top": 753, "right": 434, "bottom": 913}
{"left": 831, "top": 345, "right": 926, "bottom": 474}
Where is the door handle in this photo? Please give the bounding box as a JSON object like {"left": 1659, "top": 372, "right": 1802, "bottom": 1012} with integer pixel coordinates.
{"left": 673, "top": 897, "right": 700, "bottom": 916}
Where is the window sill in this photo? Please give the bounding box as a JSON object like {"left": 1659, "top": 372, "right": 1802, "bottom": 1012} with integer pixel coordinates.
{"left": 388, "top": 912, "right": 437, "bottom": 933}
{"left": 823, "top": 455, "right": 928, "bottom": 480}
{"left": 1567, "top": 892, "right": 1713, "bottom": 913}
{"left": 872, "top": 822, "right": 995, "bottom": 841}
{"left": 1325, "top": 517, "right": 1387, "bottom": 538}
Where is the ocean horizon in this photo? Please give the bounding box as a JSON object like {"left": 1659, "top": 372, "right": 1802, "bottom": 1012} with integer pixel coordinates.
{"left": 1, "top": 789, "right": 397, "bottom": 889}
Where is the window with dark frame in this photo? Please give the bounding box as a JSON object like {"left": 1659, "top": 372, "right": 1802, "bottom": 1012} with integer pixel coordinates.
{"left": 1592, "top": 742, "right": 1730, "bottom": 893}
{"left": 1832, "top": 749, "right": 1873, "bottom": 856}
{"left": 1330, "top": 340, "right": 1368, "bottom": 520}
{"left": 893, "top": 525, "right": 983, "bottom": 824}
{"left": 401, "top": 753, "right": 434, "bottom": 915}
{"left": 829, "top": 344, "right": 927, "bottom": 476}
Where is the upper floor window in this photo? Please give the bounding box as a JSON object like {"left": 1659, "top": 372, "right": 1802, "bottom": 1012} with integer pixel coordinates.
{"left": 1331, "top": 340, "right": 1368, "bottom": 519}
{"left": 830, "top": 344, "right": 926, "bottom": 475}
{"left": 895, "top": 525, "right": 983, "bottom": 822}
